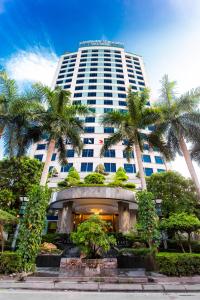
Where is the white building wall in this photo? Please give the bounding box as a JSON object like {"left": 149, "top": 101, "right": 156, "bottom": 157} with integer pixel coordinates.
{"left": 31, "top": 41, "right": 167, "bottom": 186}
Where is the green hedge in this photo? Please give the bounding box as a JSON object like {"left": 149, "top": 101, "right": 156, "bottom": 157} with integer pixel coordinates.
{"left": 0, "top": 251, "right": 22, "bottom": 274}
{"left": 119, "top": 248, "right": 151, "bottom": 256}
{"left": 156, "top": 252, "right": 200, "bottom": 276}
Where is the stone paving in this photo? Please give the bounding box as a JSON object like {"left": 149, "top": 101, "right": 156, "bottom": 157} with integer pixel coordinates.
{"left": 0, "top": 277, "right": 200, "bottom": 292}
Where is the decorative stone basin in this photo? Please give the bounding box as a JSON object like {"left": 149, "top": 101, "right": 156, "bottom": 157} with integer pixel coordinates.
{"left": 60, "top": 257, "right": 117, "bottom": 276}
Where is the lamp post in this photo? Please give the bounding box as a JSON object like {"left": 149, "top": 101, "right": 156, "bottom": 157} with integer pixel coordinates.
{"left": 11, "top": 197, "right": 28, "bottom": 250}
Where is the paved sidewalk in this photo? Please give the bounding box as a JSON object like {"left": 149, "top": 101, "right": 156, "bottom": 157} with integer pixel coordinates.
{"left": 0, "top": 277, "right": 200, "bottom": 292}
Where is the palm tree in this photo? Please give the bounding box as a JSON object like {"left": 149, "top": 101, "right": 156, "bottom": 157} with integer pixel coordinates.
{"left": 150, "top": 75, "right": 200, "bottom": 197}
{"left": 33, "top": 84, "right": 89, "bottom": 186}
{"left": 101, "top": 88, "right": 169, "bottom": 190}
{"left": 191, "top": 143, "right": 200, "bottom": 165}
{"left": 0, "top": 71, "right": 44, "bottom": 157}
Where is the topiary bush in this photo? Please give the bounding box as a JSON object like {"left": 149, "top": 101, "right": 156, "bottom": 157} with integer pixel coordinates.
{"left": 123, "top": 182, "right": 136, "bottom": 189}
{"left": 84, "top": 172, "right": 105, "bottom": 184}
{"left": 0, "top": 251, "right": 22, "bottom": 274}
{"left": 156, "top": 252, "right": 200, "bottom": 276}
{"left": 17, "top": 185, "right": 50, "bottom": 272}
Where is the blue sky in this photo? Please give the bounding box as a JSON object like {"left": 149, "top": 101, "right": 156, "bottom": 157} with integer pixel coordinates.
{"left": 0, "top": 0, "right": 200, "bottom": 177}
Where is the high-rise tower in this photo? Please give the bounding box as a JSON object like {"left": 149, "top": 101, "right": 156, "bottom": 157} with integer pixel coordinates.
{"left": 31, "top": 40, "right": 166, "bottom": 186}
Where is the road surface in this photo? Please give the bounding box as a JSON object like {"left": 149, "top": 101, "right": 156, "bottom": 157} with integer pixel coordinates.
{"left": 0, "top": 291, "right": 199, "bottom": 300}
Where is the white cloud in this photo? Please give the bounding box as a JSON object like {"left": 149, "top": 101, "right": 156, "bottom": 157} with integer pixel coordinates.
{"left": 4, "top": 47, "right": 59, "bottom": 87}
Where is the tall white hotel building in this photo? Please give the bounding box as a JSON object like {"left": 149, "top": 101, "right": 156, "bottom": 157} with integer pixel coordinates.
{"left": 31, "top": 40, "right": 166, "bottom": 186}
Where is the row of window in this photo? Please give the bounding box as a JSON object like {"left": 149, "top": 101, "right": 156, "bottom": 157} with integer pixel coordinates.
{"left": 57, "top": 72, "right": 144, "bottom": 81}
{"left": 35, "top": 147, "right": 164, "bottom": 164}
{"left": 43, "top": 160, "right": 164, "bottom": 175}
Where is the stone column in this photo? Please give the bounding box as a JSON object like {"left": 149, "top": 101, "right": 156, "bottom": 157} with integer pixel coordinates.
{"left": 118, "top": 201, "right": 130, "bottom": 233}
{"left": 57, "top": 201, "right": 73, "bottom": 233}
{"left": 129, "top": 209, "right": 137, "bottom": 230}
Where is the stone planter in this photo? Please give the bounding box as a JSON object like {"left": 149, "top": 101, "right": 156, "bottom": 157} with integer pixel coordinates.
{"left": 117, "top": 254, "right": 156, "bottom": 271}
{"left": 36, "top": 254, "right": 62, "bottom": 268}
{"left": 60, "top": 257, "right": 117, "bottom": 275}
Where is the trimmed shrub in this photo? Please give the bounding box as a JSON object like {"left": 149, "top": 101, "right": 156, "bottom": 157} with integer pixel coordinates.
{"left": 123, "top": 182, "right": 136, "bottom": 189}
{"left": 84, "top": 173, "right": 105, "bottom": 184}
{"left": 0, "top": 251, "right": 22, "bottom": 274}
{"left": 156, "top": 252, "right": 200, "bottom": 276}
{"left": 119, "top": 248, "right": 151, "bottom": 256}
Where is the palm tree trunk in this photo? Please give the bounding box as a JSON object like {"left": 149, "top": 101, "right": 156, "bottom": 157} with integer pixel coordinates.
{"left": 40, "top": 139, "right": 56, "bottom": 186}
{"left": 179, "top": 135, "right": 200, "bottom": 198}
{"left": 134, "top": 138, "right": 147, "bottom": 190}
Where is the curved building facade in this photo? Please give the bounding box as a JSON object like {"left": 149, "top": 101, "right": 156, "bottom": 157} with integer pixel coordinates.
{"left": 31, "top": 40, "right": 167, "bottom": 186}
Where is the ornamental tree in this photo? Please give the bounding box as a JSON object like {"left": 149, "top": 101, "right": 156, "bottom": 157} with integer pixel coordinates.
{"left": 113, "top": 167, "right": 129, "bottom": 183}
{"left": 160, "top": 212, "right": 200, "bottom": 253}
{"left": 71, "top": 215, "right": 116, "bottom": 258}
{"left": 17, "top": 185, "right": 50, "bottom": 272}
{"left": 0, "top": 157, "right": 43, "bottom": 211}
{"left": 147, "top": 171, "right": 199, "bottom": 217}
{"left": 84, "top": 172, "right": 105, "bottom": 184}
{"left": 136, "top": 191, "right": 160, "bottom": 249}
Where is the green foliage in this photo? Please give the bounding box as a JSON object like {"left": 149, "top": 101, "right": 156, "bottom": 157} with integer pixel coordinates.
{"left": 0, "top": 209, "right": 18, "bottom": 225}
{"left": 113, "top": 167, "right": 129, "bottom": 182}
{"left": 84, "top": 172, "right": 105, "bottom": 184}
{"left": 71, "top": 215, "right": 116, "bottom": 258}
{"left": 17, "top": 185, "right": 50, "bottom": 272}
{"left": 0, "top": 157, "right": 43, "bottom": 211}
{"left": 58, "top": 167, "right": 80, "bottom": 187}
{"left": 123, "top": 182, "right": 136, "bottom": 189}
{"left": 0, "top": 189, "right": 15, "bottom": 212}
{"left": 136, "top": 191, "right": 160, "bottom": 248}
{"left": 0, "top": 251, "right": 22, "bottom": 274}
{"left": 119, "top": 248, "right": 150, "bottom": 256}
{"left": 160, "top": 212, "right": 200, "bottom": 253}
{"left": 156, "top": 252, "right": 200, "bottom": 276}
{"left": 147, "top": 171, "right": 199, "bottom": 217}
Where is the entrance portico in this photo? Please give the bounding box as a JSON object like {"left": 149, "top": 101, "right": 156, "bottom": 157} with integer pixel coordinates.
{"left": 49, "top": 186, "right": 138, "bottom": 233}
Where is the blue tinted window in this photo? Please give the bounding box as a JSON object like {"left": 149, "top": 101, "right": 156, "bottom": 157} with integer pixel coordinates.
{"left": 83, "top": 138, "right": 94, "bottom": 144}
{"left": 104, "top": 100, "right": 113, "bottom": 105}
{"left": 118, "top": 93, "right": 126, "bottom": 98}
{"left": 124, "top": 164, "right": 136, "bottom": 173}
{"left": 34, "top": 154, "right": 43, "bottom": 161}
{"left": 145, "top": 168, "right": 153, "bottom": 176}
{"left": 88, "top": 92, "right": 96, "bottom": 97}
{"left": 118, "top": 87, "right": 126, "bottom": 91}
{"left": 84, "top": 127, "right": 95, "bottom": 133}
{"left": 104, "top": 108, "right": 113, "bottom": 113}
{"left": 104, "top": 127, "right": 114, "bottom": 133}
{"left": 75, "top": 86, "right": 83, "bottom": 90}
{"left": 143, "top": 144, "right": 150, "bottom": 151}
{"left": 123, "top": 151, "right": 134, "bottom": 158}
{"left": 87, "top": 99, "right": 96, "bottom": 104}
{"left": 36, "top": 144, "right": 46, "bottom": 150}
{"left": 119, "top": 101, "right": 127, "bottom": 106}
{"left": 104, "top": 150, "right": 115, "bottom": 157}
{"left": 148, "top": 125, "right": 155, "bottom": 131}
{"left": 61, "top": 163, "right": 73, "bottom": 172}
{"left": 51, "top": 153, "right": 56, "bottom": 161}
{"left": 82, "top": 149, "right": 94, "bottom": 157}
{"left": 104, "top": 85, "right": 112, "bottom": 90}
{"left": 66, "top": 150, "right": 74, "bottom": 157}
{"left": 155, "top": 156, "right": 164, "bottom": 164}
{"left": 85, "top": 117, "right": 95, "bottom": 123}
{"left": 157, "top": 169, "right": 165, "bottom": 173}
{"left": 104, "top": 163, "right": 116, "bottom": 172}
{"left": 104, "top": 92, "right": 112, "bottom": 97}
{"left": 142, "top": 155, "right": 151, "bottom": 163}
{"left": 64, "top": 84, "right": 71, "bottom": 89}
{"left": 81, "top": 163, "right": 93, "bottom": 172}
{"left": 74, "top": 93, "right": 82, "bottom": 97}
